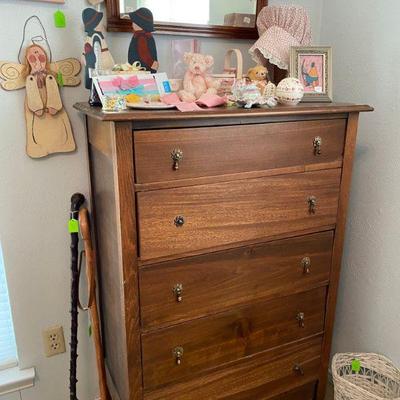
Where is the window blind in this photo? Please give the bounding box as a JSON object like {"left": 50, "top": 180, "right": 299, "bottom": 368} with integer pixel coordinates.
{"left": 0, "top": 245, "right": 17, "bottom": 367}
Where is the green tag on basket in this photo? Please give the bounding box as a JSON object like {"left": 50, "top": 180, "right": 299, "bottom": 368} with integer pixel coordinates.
{"left": 68, "top": 218, "right": 79, "bottom": 233}
{"left": 351, "top": 359, "right": 361, "bottom": 373}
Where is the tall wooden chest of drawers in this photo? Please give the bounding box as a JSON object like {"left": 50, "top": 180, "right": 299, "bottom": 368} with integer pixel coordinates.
{"left": 75, "top": 102, "right": 372, "bottom": 400}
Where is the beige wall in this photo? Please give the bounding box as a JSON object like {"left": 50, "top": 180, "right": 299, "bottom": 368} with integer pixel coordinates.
{"left": 320, "top": 0, "right": 400, "bottom": 366}
{"left": 0, "top": 1, "right": 320, "bottom": 399}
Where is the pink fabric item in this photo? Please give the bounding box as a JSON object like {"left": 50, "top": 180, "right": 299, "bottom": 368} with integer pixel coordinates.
{"left": 161, "top": 93, "right": 226, "bottom": 112}
{"left": 161, "top": 93, "right": 203, "bottom": 112}
{"left": 196, "top": 94, "right": 227, "bottom": 108}
{"left": 249, "top": 6, "right": 311, "bottom": 70}
{"left": 175, "top": 102, "right": 203, "bottom": 112}
{"left": 161, "top": 93, "right": 181, "bottom": 105}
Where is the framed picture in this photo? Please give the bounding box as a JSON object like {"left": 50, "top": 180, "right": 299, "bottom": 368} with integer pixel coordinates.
{"left": 290, "top": 46, "right": 332, "bottom": 102}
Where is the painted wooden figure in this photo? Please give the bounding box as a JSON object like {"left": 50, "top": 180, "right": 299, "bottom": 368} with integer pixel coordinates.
{"left": 82, "top": 8, "right": 115, "bottom": 89}
{"left": 128, "top": 8, "right": 159, "bottom": 73}
{"left": 0, "top": 44, "right": 81, "bottom": 158}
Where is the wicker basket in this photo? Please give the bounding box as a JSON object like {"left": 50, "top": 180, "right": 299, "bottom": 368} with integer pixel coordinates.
{"left": 212, "top": 48, "right": 244, "bottom": 96}
{"left": 332, "top": 353, "right": 400, "bottom": 400}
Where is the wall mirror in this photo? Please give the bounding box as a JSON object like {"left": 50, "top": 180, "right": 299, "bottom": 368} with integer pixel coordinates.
{"left": 106, "top": 0, "right": 267, "bottom": 38}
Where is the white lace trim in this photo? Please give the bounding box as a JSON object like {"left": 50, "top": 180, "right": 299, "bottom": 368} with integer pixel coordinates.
{"left": 251, "top": 47, "right": 288, "bottom": 70}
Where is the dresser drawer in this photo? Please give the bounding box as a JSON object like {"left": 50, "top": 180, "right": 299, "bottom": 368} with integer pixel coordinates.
{"left": 144, "top": 335, "right": 322, "bottom": 399}
{"left": 137, "top": 169, "right": 341, "bottom": 260}
{"left": 134, "top": 119, "right": 346, "bottom": 184}
{"left": 265, "top": 382, "right": 317, "bottom": 400}
{"left": 141, "top": 287, "right": 326, "bottom": 389}
{"left": 140, "top": 231, "right": 333, "bottom": 329}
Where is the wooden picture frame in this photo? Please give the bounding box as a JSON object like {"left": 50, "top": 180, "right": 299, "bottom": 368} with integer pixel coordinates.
{"left": 290, "top": 46, "right": 333, "bottom": 103}
{"left": 106, "top": 0, "right": 267, "bottom": 39}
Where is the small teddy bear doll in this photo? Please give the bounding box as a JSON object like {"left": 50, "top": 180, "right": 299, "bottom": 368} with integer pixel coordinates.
{"left": 247, "top": 65, "right": 270, "bottom": 93}
{"left": 178, "top": 52, "right": 220, "bottom": 103}
{"left": 247, "top": 65, "right": 278, "bottom": 98}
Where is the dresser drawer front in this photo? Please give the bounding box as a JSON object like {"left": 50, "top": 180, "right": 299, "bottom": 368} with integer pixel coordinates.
{"left": 142, "top": 287, "right": 326, "bottom": 389}
{"left": 134, "top": 119, "right": 346, "bottom": 184}
{"left": 140, "top": 231, "right": 333, "bottom": 329}
{"left": 264, "top": 382, "right": 317, "bottom": 400}
{"left": 137, "top": 169, "right": 341, "bottom": 260}
{"left": 143, "top": 336, "right": 322, "bottom": 399}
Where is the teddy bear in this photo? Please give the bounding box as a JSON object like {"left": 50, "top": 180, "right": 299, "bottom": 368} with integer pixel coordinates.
{"left": 178, "top": 52, "right": 220, "bottom": 102}
{"left": 247, "top": 64, "right": 277, "bottom": 97}
{"left": 247, "top": 65, "right": 269, "bottom": 83}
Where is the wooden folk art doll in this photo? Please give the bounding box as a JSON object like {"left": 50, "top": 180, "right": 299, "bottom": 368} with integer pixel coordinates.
{"left": 0, "top": 44, "right": 81, "bottom": 158}
{"left": 128, "top": 8, "right": 159, "bottom": 73}
{"left": 82, "top": 8, "right": 115, "bottom": 89}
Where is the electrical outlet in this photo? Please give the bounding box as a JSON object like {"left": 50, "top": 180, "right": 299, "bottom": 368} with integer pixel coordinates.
{"left": 42, "top": 325, "right": 66, "bottom": 357}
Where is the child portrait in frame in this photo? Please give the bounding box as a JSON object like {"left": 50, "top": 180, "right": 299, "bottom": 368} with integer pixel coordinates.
{"left": 290, "top": 46, "right": 332, "bottom": 102}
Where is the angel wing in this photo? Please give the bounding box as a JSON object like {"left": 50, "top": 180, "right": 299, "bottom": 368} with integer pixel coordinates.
{"left": 50, "top": 58, "right": 82, "bottom": 87}
{"left": 0, "top": 61, "right": 27, "bottom": 91}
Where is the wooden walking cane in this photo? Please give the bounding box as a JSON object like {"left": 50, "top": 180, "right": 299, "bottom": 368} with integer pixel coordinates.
{"left": 78, "top": 208, "right": 110, "bottom": 400}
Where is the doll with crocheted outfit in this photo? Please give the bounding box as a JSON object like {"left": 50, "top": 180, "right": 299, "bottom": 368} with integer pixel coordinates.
{"left": 178, "top": 53, "right": 219, "bottom": 103}
{"left": 249, "top": 5, "right": 311, "bottom": 71}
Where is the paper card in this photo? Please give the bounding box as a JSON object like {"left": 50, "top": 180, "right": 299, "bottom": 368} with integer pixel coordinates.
{"left": 92, "top": 73, "right": 172, "bottom": 105}
{"left": 154, "top": 73, "right": 172, "bottom": 96}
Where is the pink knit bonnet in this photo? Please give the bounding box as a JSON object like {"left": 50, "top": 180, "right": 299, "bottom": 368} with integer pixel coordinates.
{"left": 249, "top": 5, "right": 312, "bottom": 70}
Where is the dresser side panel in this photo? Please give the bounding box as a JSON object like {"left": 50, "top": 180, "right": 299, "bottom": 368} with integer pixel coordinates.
{"left": 88, "top": 117, "right": 131, "bottom": 400}
{"left": 317, "top": 112, "right": 360, "bottom": 399}
{"left": 114, "top": 122, "right": 143, "bottom": 400}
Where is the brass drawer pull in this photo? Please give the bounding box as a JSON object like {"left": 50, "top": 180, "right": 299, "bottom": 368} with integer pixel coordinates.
{"left": 301, "top": 257, "right": 311, "bottom": 274}
{"left": 308, "top": 196, "right": 317, "bottom": 214}
{"left": 296, "top": 312, "right": 305, "bottom": 328}
{"left": 173, "top": 346, "right": 184, "bottom": 365}
{"left": 174, "top": 215, "right": 185, "bottom": 227}
{"left": 171, "top": 148, "right": 183, "bottom": 170}
{"left": 173, "top": 283, "right": 183, "bottom": 303}
{"left": 293, "top": 364, "right": 305, "bottom": 375}
{"left": 313, "top": 136, "right": 322, "bottom": 155}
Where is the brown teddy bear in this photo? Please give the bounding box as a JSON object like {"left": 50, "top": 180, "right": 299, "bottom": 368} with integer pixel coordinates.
{"left": 247, "top": 65, "right": 270, "bottom": 83}
{"left": 247, "top": 65, "right": 276, "bottom": 97}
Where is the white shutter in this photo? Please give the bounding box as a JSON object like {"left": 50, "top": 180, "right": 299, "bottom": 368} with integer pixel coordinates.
{"left": 0, "top": 245, "right": 17, "bottom": 368}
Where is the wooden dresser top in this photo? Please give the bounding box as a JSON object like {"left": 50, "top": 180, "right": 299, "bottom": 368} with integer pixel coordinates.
{"left": 74, "top": 102, "right": 373, "bottom": 122}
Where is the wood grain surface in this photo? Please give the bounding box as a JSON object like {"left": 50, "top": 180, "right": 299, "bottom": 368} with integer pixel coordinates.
{"left": 74, "top": 102, "right": 373, "bottom": 122}
{"left": 266, "top": 382, "right": 317, "bottom": 400}
{"left": 89, "top": 136, "right": 130, "bottom": 400}
{"left": 137, "top": 169, "right": 341, "bottom": 260}
{"left": 141, "top": 287, "right": 326, "bottom": 389}
{"left": 317, "top": 113, "right": 361, "bottom": 399}
{"left": 80, "top": 105, "right": 372, "bottom": 400}
{"left": 134, "top": 120, "right": 346, "bottom": 183}
{"left": 139, "top": 231, "right": 333, "bottom": 329}
{"left": 143, "top": 336, "right": 322, "bottom": 399}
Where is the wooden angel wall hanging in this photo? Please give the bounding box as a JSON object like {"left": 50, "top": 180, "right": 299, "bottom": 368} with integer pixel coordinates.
{"left": 82, "top": 8, "right": 115, "bottom": 90}
{"left": 0, "top": 16, "right": 81, "bottom": 158}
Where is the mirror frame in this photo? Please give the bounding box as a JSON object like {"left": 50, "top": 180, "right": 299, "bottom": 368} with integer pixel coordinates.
{"left": 106, "top": 0, "right": 268, "bottom": 39}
